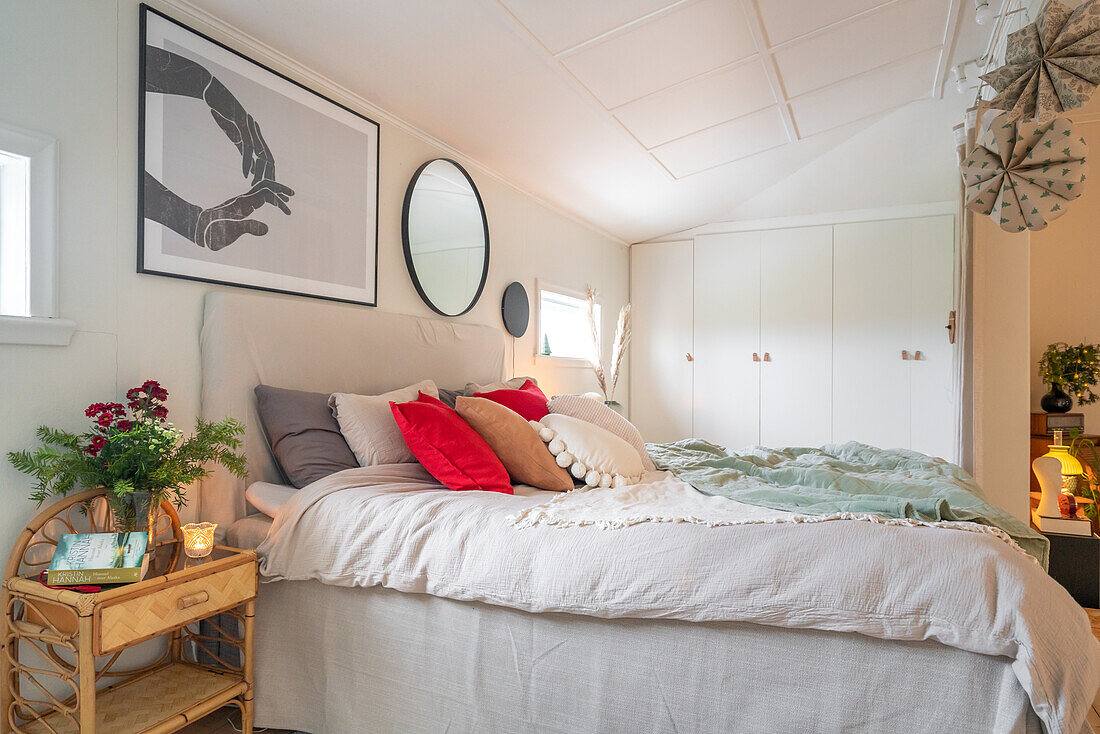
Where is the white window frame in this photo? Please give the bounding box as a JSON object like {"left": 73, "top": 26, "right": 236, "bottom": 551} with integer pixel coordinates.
{"left": 534, "top": 280, "right": 601, "bottom": 368}
{"left": 0, "top": 122, "right": 73, "bottom": 346}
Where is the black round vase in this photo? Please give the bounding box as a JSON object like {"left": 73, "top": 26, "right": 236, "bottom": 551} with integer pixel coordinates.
{"left": 1041, "top": 383, "right": 1073, "bottom": 413}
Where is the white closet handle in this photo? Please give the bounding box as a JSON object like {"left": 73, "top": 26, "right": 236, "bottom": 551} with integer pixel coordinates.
{"left": 762, "top": 352, "right": 771, "bottom": 362}
{"left": 752, "top": 352, "right": 760, "bottom": 362}
{"left": 913, "top": 350, "right": 922, "bottom": 361}
{"left": 685, "top": 353, "right": 694, "bottom": 362}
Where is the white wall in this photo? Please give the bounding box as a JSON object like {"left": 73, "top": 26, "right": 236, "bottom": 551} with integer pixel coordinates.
{"left": 972, "top": 214, "right": 1030, "bottom": 521}
{"left": 1030, "top": 116, "right": 1100, "bottom": 428}
{"left": 0, "top": 0, "right": 628, "bottom": 561}
{"left": 718, "top": 98, "right": 966, "bottom": 224}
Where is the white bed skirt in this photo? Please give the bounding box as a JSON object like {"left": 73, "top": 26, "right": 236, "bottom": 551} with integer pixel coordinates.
{"left": 251, "top": 579, "right": 1056, "bottom": 734}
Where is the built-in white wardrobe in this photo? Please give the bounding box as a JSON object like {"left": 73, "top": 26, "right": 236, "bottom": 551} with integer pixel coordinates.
{"left": 630, "top": 214, "right": 956, "bottom": 460}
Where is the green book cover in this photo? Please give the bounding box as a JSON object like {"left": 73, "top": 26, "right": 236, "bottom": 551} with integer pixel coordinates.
{"left": 47, "top": 532, "right": 149, "bottom": 586}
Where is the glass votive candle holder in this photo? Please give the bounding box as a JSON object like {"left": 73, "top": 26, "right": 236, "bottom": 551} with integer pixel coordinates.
{"left": 181, "top": 522, "right": 217, "bottom": 558}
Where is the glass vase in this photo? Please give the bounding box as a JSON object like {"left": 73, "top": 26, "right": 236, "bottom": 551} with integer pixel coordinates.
{"left": 111, "top": 490, "right": 158, "bottom": 566}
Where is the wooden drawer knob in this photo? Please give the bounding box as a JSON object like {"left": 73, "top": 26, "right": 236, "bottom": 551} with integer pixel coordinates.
{"left": 177, "top": 591, "right": 210, "bottom": 610}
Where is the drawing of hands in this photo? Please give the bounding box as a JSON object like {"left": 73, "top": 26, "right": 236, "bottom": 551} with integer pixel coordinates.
{"left": 194, "top": 179, "right": 295, "bottom": 251}
{"left": 205, "top": 79, "right": 277, "bottom": 185}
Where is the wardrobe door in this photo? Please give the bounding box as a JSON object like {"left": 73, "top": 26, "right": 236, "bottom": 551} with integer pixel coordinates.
{"left": 759, "top": 227, "right": 833, "bottom": 448}
{"left": 630, "top": 241, "right": 694, "bottom": 443}
{"left": 693, "top": 233, "right": 761, "bottom": 450}
{"left": 909, "top": 215, "right": 956, "bottom": 460}
{"left": 832, "top": 220, "right": 912, "bottom": 450}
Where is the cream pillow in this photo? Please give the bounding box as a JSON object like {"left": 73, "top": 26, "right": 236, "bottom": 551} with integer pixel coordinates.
{"left": 464, "top": 375, "right": 537, "bottom": 394}
{"left": 530, "top": 413, "right": 644, "bottom": 489}
{"left": 329, "top": 380, "right": 438, "bottom": 466}
{"left": 547, "top": 394, "right": 655, "bottom": 471}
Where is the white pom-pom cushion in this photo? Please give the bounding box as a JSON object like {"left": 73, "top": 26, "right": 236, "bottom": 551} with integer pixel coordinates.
{"left": 531, "top": 414, "right": 645, "bottom": 489}
{"left": 547, "top": 395, "right": 655, "bottom": 471}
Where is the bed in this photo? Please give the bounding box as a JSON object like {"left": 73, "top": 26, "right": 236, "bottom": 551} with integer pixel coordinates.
{"left": 199, "top": 291, "right": 1100, "bottom": 734}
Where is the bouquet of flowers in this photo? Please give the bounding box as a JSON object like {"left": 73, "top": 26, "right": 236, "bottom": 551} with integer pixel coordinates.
{"left": 9, "top": 380, "right": 246, "bottom": 531}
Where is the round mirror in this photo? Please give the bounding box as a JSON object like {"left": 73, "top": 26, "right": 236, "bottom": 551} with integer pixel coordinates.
{"left": 401, "top": 159, "right": 489, "bottom": 317}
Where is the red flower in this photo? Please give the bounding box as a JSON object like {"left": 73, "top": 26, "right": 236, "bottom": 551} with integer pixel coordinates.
{"left": 126, "top": 387, "right": 141, "bottom": 400}
{"left": 84, "top": 402, "right": 104, "bottom": 417}
{"left": 108, "top": 402, "right": 126, "bottom": 416}
{"left": 152, "top": 405, "right": 169, "bottom": 420}
{"left": 96, "top": 413, "right": 113, "bottom": 428}
{"left": 84, "top": 435, "right": 107, "bottom": 456}
{"left": 116, "top": 420, "right": 132, "bottom": 432}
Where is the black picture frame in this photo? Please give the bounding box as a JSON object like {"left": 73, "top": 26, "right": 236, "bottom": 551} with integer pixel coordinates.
{"left": 137, "top": 4, "right": 380, "bottom": 307}
{"left": 400, "top": 158, "right": 490, "bottom": 318}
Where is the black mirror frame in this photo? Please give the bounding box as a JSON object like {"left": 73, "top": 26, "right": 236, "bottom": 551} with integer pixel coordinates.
{"left": 401, "top": 158, "right": 490, "bottom": 317}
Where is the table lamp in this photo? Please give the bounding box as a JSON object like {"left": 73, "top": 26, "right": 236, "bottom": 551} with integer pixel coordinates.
{"left": 1036, "top": 430, "right": 1083, "bottom": 518}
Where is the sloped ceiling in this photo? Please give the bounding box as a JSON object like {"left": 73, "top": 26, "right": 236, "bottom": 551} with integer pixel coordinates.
{"left": 181, "top": 0, "right": 983, "bottom": 243}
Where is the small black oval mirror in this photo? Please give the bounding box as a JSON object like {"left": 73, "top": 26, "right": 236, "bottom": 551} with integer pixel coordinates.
{"left": 501, "top": 282, "right": 529, "bottom": 338}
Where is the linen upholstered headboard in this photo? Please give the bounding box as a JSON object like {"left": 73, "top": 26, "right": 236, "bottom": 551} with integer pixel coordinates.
{"left": 199, "top": 292, "right": 507, "bottom": 534}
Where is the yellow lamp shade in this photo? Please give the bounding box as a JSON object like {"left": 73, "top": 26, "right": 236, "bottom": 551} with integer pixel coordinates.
{"left": 1042, "top": 444, "right": 1083, "bottom": 492}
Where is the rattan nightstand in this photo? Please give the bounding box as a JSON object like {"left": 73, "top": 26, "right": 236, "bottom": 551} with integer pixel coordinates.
{"left": 1, "top": 489, "right": 258, "bottom": 733}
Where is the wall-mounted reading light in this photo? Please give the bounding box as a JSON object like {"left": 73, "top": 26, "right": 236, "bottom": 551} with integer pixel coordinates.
{"left": 975, "top": 0, "right": 995, "bottom": 25}
{"left": 954, "top": 64, "right": 969, "bottom": 93}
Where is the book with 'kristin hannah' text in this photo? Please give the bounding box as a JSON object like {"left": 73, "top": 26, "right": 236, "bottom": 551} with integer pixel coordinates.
{"left": 46, "top": 532, "right": 149, "bottom": 586}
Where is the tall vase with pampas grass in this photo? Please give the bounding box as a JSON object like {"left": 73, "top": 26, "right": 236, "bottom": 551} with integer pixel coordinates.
{"left": 585, "top": 285, "right": 631, "bottom": 415}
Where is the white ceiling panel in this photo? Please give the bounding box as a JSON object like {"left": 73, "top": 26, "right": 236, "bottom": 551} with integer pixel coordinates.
{"left": 179, "top": 0, "right": 978, "bottom": 242}
{"left": 790, "top": 48, "right": 940, "bottom": 137}
{"left": 772, "top": 0, "right": 948, "bottom": 98}
{"left": 498, "top": 0, "right": 677, "bottom": 54}
{"left": 755, "top": 0, "right": 892, "bottom": 46}
{"left": 561, "top": 0, "right": 756, "bottom": 108}
{"left": 651, "top": 106, "right": 789, "bottom": 177}
{"left": 613, "top": 60, "right": 776, "bottom": 148}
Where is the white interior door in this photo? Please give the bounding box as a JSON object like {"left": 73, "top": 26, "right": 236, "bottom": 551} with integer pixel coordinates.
{"left": 832, "top": 219, "right": 913, "bottom": 451}
{"left": 909, "top": 215, "right": 956, "bottom": 460}
{"left": 759, "top": 227, "right": 833, "bottom": 447}
{"left": 693, "top": 233, "right": 761, "bottom": 450}
{"left": 630, "top": 241, "right": 694, "bottom": 443}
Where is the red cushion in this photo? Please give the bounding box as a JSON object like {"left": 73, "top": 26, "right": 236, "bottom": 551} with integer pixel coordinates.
{"left": 473, "top": 380, "right": 550, "bottom": 421}
{"left": 390, "top": 392, "right": 513, "bottom": 493}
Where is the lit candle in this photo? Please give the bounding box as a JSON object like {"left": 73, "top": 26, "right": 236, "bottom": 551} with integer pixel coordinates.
{"left": 182, "top": 522, "right": 217, "bottom": 558}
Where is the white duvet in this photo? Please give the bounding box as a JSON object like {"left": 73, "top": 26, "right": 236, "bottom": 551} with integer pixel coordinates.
{"left": 257, "top": 465, "right": 1100, "bottom": 734}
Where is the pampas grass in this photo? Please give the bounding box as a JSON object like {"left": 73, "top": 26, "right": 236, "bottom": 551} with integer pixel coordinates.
{"left": 585, "top": 285, "right": 632, "bottom": 402}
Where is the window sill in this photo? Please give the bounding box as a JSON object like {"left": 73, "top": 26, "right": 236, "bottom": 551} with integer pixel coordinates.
{"left": 535, "top": 354, "right": 593, "bottom": 369}
{"left": 0, "top": 315, "right": 77, "bottom": 346}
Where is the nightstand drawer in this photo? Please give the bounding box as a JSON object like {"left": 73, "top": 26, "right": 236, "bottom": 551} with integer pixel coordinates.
{"left": 95, "top": 561, "right": 256, "bottom": 654}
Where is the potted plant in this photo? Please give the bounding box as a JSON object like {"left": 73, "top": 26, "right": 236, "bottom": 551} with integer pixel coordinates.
{"left": 1038, "top": 342, "right": 1100, "bottom": 413}
{"left": 8, "top": 380, "right": 246, "bottom": 553}
{"left": 1069, "top": 433, "right": 1100, "bottom": 534}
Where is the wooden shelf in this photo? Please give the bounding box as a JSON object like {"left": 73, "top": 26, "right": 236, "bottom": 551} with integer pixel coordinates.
{"left": 21, "top": 663, "right": 246, "bottom": 734}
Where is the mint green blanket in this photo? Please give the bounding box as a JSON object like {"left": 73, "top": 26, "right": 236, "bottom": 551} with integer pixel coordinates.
{"left": 648, "top": 439, "right": 1048, "bottom": 567}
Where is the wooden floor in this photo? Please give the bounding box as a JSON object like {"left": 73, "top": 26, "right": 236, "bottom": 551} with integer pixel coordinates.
{"left": 178, "top": 709, "right": 296, "bottom": 734}
{"left": 181, "top": 610, "right": 1100, "bottom": 734}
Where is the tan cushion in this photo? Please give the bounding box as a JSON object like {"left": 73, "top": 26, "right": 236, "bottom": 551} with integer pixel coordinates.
{"left": 456, "top": 396, "right": 574, "bottom": 492}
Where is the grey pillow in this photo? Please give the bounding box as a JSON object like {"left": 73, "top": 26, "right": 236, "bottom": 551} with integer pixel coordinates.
{"left": 437, "top": 387, "right": 465, "bottom": 409}
{"left": 254, "top": 385, "right": 358, "bottom": 488}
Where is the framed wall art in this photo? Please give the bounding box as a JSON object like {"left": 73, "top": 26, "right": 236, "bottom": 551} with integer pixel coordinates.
{"left": 138, "top": 4, "right": 379, "bottom": 306}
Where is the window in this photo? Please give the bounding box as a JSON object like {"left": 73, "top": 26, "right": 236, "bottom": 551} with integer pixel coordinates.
{"left": 0, "top": 149, "right": 30, "bottom": 317}
{"left": 0, "top": 123, "right": 71, "bottom": 345}
{"left": 538, "top": 285, "right": 600, "bottom": 362}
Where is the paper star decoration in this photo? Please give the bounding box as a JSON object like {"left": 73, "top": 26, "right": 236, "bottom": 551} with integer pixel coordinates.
{"left": 961, "top": 112, "right": 1088, "bottom": 232}
{"left": 980, "top": 0, "right": 1100, "bottom": 122}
